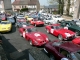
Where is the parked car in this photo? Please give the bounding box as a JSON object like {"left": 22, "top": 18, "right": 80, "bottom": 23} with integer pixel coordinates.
{"left": 43, "top": 17, "right": 57, "bottom": 25}
{"left": 19, "top": 26, "right": 49, "bottom": 46}
{"left": 0, "top": 21, "right": 12, "bottom": 32}
{"left": 44, "top": 40, "right": 80, "bottom": 60}
{"left": 30, "top": 18, "right": 44, "bottom": 27}
{"left": 45, "top": 24, "right": 75, "bottom": 40}
{"left": 16, "top": 22, "right": 29, "bottom": 28}
{"left": 16, "top": 18, "right": 27, "bottom": 27}
{"left": 60, "top": 21, "right": 80, "bottom": 36}
{"left": 52, "top": 15, "right": 64, "bottom": 22}
{"left": 72, "top": 37, "right": 80, "bottom": 45}
{"left": 7, "top": 16, "right": 15, "bottom": 24}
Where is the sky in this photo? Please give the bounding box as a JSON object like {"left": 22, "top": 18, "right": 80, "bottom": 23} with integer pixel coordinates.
{"left": 11, "top": 0, "right": 48, "bottom": 6}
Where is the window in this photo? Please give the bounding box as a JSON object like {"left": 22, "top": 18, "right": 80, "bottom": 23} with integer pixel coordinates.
{"left": 59, "top": 48, "right": 71, "bottom": 58}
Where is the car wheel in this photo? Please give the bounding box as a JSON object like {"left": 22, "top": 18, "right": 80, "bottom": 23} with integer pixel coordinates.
{"left": 29, "top": 40, "right": 33, "bottom": 45}
{"left": 48, "top": 22, "right": 51, "bottom": 25}
{"left": 35, "top": 24, "right": 37, "bottom": 27}
{"left": 57, "top": 20, "right": 60, "bottom": 23}
{"left": 58, "top": 35, "right": 63, "bottom": 40}
{"left": 50, "top": 54, "right": 55, "bottom": 60}
{"left": 46, "top": 29, "right": 49, "bottom": 33}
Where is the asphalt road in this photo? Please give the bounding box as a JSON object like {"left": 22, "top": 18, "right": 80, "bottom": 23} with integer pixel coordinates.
{"left": 1, "top": 25, "right": 58, "bottom": 60}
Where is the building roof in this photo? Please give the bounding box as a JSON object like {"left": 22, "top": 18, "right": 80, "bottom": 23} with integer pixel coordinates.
{"left": 12, "top": 0, "right": 38, "bottom": 5}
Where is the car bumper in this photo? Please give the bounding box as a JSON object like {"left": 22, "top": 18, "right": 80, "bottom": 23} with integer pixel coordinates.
{"left": 34, "top": 41, "right": 48, "bottom": 46}
{"left": 36, "top": 24, "right": 44, "bottom": 26}
{"left": 0, "top": 29, "right": 11, "bottom": 32}
{"left": 64, "top": 35, "right": 75, "bottom": 40}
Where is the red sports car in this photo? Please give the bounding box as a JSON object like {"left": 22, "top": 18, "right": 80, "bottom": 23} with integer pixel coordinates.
{"left": 45, "top": 24, "right": 75, "bottom": 40}
{"left": 19, "top": 26, "right": 49, "bottom": 46}
{"left": 72, "top": 37, "right": 80, "bottom": 45}
{"left": 44, "top": 40, "right": 80, "bottom": 60}
{"left": 30, "top": 18, "right": 44, "bottom": 27}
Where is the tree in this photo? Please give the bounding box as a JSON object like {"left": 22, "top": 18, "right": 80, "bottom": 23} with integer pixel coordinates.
{"left": 20, "top": 8, "right": 29, "bottom": 12}
{"left": 66, "top": 0, "right": 70, "bottom": 15}
{"left": 48, "top": 0, "right": 64, "bottom": 15}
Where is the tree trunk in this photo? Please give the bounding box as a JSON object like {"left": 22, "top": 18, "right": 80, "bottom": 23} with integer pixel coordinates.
{"left": 66, "top": 0, "right": 70, "bottom": 15}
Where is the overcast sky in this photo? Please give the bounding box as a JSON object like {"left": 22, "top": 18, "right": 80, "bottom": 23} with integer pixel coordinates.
{"left": 11, "top": 0, "right": 48, "bottom": 6}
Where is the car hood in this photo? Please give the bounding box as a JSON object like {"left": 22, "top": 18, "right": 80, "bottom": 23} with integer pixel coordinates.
{"left": 27, "top": 32, "right": 47, "bottom": 41}
{"left": 57, "top": 28, "right": 75, "bottom": 35}
{"left": 0, "top": 24, "right": 11, "bottom": 28}
{"left": 71, "top": 25, "right": 80, "bottom": 31}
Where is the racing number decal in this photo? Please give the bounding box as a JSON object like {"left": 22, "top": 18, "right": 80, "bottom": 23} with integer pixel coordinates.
{"left": 23, "top": 32, "right": 25, "bottom": 38}
{"left": 34, "top": 33, "right": 40, "bottom": 37}
{"left": 50, "top": 29, "right": 54, "bottom": 33}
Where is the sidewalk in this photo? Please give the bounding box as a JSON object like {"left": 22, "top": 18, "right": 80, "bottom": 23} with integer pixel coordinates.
{"left": 62, "top": 15, "right": 73, "bottom": 20}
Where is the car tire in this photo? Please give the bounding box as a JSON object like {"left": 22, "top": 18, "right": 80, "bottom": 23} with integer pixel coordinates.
{"left": 29, "top": 40, "right": 33, "bottom": 45}
{"left": 46, "top": 29, "right": 49, "bottom": 33}
{"left": 35, "top": 24, "right": 37, "bottom": 27}
{"left": 50, "top": 54, "right": 55, "bottom": 60}
{"left": 48, "top": 22, "right": 51, "bottom": 25}
{"left": 58, "top": 35, "right": 63, "bottom": 40}
{"left": 57, "top": 20, "right": 60, "bottom": 23}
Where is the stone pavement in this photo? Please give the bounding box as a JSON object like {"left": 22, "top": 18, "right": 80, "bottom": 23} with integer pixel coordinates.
{"left": 62, "top": 15, "right": 73, "bottom": 20}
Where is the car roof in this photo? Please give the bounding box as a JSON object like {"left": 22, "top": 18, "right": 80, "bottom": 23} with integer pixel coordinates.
{"left": 60, "top": 42, "right": 80, "bottom": 52}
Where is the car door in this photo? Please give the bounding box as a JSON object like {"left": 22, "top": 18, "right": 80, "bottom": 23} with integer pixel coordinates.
{"left": 59, "top": 48, "right": 72, "bottom": 60}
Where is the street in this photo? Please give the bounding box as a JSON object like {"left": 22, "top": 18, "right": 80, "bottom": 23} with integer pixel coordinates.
{"left": 1, "top": 25, "right": 58, "bottom": 60}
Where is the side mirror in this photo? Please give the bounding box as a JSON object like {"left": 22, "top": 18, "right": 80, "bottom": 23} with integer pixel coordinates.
{"left": 61, "top": 58, "right": 69, "bottom": 60}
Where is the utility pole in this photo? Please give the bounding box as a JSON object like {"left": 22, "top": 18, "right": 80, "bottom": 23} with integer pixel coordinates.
{"left": 73, "top": 0, "right": 80, "bottom": 20}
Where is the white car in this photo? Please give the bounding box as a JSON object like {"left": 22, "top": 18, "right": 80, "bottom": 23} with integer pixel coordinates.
{"left": 52, "top": 15, "right": 64, "bottom": 22}
{"left": 43, "top": 18, "right": 57, "bottom": 25}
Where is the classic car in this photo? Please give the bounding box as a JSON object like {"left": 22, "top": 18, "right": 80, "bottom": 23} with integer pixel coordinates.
{"left": 60, "top": 21, "right": 80, "bottom": 36}
{"left": 43, "top": 17, "right": 57, "bottom": 25}
{"left": 52, "top": 15, "right": 64, "bottom": 22}
{"left": 45, "top": 24, "right": 75, "bottom": 40}
{"left": 26, "top": 16, "right": 33, "bottom": 22}
{"left": 72, "top": 37, "right": 80, "bottom": 45}
{"left": 16, "top": 18, "right": 27, "bottom": 27}
{"left": 30, "top": 18, "right": 44, "bottom": 26}
{"left": 19, "top": 26, "right": 49, "bottom": 46}
{"left": 16, "top": 22, "right": 29, "bottom": 28}
{"left": 44, "top": 40, "right": 80, "bottom": 60}
{"left": 0, "top": 21, "right": 12, "bottom": 32}
{"left": 7, "top": 16, "right": 15, "bottom": 24}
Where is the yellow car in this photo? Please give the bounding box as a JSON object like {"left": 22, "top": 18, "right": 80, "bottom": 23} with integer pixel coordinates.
{"left": 26, "top": 16, "right": 33, "bottom": 22}
{"left": 0, "top": 21, "right": 12, "bottom": 32}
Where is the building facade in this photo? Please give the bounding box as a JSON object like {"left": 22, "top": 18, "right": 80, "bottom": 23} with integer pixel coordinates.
{"left": 12, "top": 0, "right": 40, "bottom": 12}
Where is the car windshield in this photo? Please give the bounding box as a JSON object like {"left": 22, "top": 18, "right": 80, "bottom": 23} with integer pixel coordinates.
{"left": 26, "top": 28, "right": 37, "bottom": 33}
{"left": 7, "top": 18, "right": 14, "bottom": 20}
{"left": 71, "top": 51, "right": 80, "bottom": 60}
{"left": 1, "top": 21, "right": 10, "bottom": 24}
{"left": 51, "top": 26, "right": 62, "bottom": 29}
{"left": 18, "top": 15, "right": 24, "bottom": 17}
